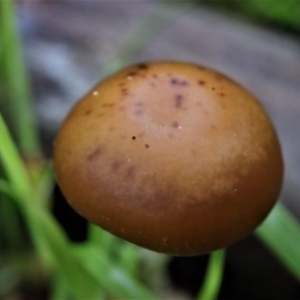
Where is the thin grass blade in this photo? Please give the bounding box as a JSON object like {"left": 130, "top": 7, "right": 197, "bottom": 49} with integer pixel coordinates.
{"left": 197, "top": 249, "right": 225, "bottom": 300}
{"left": 255, "top": 203, "right": 300, "bottom": 281}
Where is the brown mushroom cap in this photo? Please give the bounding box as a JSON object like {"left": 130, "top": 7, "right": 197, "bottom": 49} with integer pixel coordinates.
{"left": 54, "top": 61, "right": 283, "bottom": 255}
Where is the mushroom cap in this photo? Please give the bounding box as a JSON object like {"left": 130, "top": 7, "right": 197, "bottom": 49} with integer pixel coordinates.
{"left": 54, "top": 61, "right": 283, "bottom": 255}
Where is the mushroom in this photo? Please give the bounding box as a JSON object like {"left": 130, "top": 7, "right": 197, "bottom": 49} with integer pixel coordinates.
{"left": 54, "top": 61, "right": 283, "bottom": 255}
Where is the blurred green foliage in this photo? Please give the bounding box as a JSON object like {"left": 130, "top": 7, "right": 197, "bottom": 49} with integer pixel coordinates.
{"left": 0, "top": 0, "right": 40, "bottom": 158}
{"left": 202, "top": 0, "right": 300, "bottom": 33}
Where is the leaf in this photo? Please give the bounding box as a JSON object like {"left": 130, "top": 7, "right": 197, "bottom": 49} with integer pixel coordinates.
{"left": 119, "top": 242, "right": 140, "bottom": 278}
{"left": 75, "top": 245, "right": 156, "bottom": 300}
{"left": 0, "top": 0, "right": 40, "bottom": 156}
{"left": 255, "top": 203, "right": 300, "bottom": 281}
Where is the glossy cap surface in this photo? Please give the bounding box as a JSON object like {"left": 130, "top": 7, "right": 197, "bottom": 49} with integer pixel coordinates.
{"left": 54, "top": 61, "right": 283, "bottom": 255}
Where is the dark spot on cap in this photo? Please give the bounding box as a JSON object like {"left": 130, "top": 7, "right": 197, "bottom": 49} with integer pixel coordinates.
{"left": 220, "top": 93, "right": 226, "bottom": 97}
{"left": 119, "top": 82, "right": 125, "bottom": 87}
{"left": 145, "top": 144, "right": 150, "bottom": 148}
{"left": 126, "top": 165, "right": 136, "bottom": 179}
{"left": 214, "top": 73, "right": 225, "bottom": 81}
{"left": 111, "top": 160, "right": 122, "bottom": 172}
{"left": 84, "top": 109, "right": 92, "bottom": 115}
{"left": 87, "top": 146, "right": 103, "bottom": 161}
{"left": 134, "top": 109, "right": 144, "bottom": 116}
{"left": 137, "top": 63, "right": 148, "bottom": 70}
{"left": 97, "top": 113, "right": 104, "bottom": 118}
{"left": 179, "top": 80, "right": 188, "bottom": 86}
{"left": 108, "top": 127, "right": 115, "bottom": 132}
{"left": 106, "top": 103, "right": 115, "bottom": 108}
{"left": 170, "top": 78, "right": 188, "bottom": 86}
{"left": 152, "top": 74, "right": 158, "bottom": 79}
{"left": 174, "top": 94, "right": 183, "bottom": 108}
{"left": 170, "top": 78, "right": 178, "bottom": 85}
{"left": 198, "top": 80, "right": 205, "bottom": 85}
{"left": 101, "top": 103, "right": 115, "bottom": 108}
{"left": 197, "top": 66, "right": 206, "bottom": 70}
{"left": 132, "top": 136, "right": 136, "bottom": 140}
{"left": 212, "top": 87, "right": 216, "bottom": 91}
{"left": 121, "top": 88, "right": 129, "bottom": 95}
{"left": 172, "top": 121, "right": 180, "bottom": 128}
{"left": 127, "top": 72, "right": 137, "bottom": 77}
{"left": 135, "top": 101, "right": 143, "bottom": 107}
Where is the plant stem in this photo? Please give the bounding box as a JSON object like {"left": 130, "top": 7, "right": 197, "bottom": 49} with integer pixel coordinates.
{"left": 197, "top": 249, "right": 225, "bottom": 300}
{"left": 0, "top": 0, "right": 40, "bottom": 158}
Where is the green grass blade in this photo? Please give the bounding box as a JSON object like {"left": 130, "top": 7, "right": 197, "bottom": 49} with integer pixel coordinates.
{"left": 0, "top": 0, "right": 40, "bottom": 157}
{"left": 0, "top": 179, "right": 14, "bottom": 197}
{"left": 36, "top": 213, "right": 100, "bottom": 299}
{"left": 119, "top": 242, "right": 140, "bottom": 278}
{"left": 139, "top": 250, "right": 169, "bottom": 291}
{"left": 197, "top": 249, "right": 225, "bottom": 300}
{"left": 87, "top": 227, "right": 152, "bottom": 298}
{"left": 89, "top": 226, "right": 140, "bottom": 278}
{"left": 35, "top": 163, "right": 55, "bottom": 207}
{"left": 0, "top": 194, "right": 25, "bottom": 251}
{"left": 241, "top": 0, "right": 300, "bottom": 30}
{"left": 255, "top": 203, "right": 300, "bottom": 281}
{"left": 0, "top": 112, "right": 32, "bottom": 196}
{"left": 88, "top": 224, "right": 117, "bottom": 253}
{"left": 50, "top": 273, "right": 70, "bottom": 300}
{"left": 75, "top": 244, "right": 157, "bottom": 300}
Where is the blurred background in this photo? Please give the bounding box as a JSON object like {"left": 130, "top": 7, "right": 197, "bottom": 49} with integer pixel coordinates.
{"left": 0, "top": 0, "right": 300, "bottom": 299}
